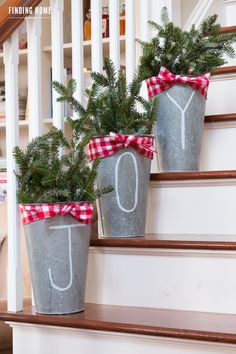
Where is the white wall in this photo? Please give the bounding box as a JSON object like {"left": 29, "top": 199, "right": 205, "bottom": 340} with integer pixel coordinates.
{"left": 181, "top": 0, "right": 226, "bottom": 27}
{"left": 181, "top": 0, "right": 198, "bottom": 27}
{"left": 205, "top": 0, "right": 226, "bottom": 25}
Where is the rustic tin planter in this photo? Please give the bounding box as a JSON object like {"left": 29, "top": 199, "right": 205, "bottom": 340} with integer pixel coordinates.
{"left": 24, "top": 214, "right": 91, "bottom": 314}
{"left": 155, "top": 84, "right": 206, "bottom": 171}
{"left": 97, "top": 146, "right": 151, "bottom": 238}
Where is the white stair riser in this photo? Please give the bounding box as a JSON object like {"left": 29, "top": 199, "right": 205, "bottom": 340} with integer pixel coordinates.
{"left": 206, "top": 76, "right": 236, "bottom": 115}
{"left": 200, "top": 123, "right": 236, "bottom": 170}
{"left": 9, "top": 322, "right": 236, "bottom": 354}
{"left": 146, "top": 182, "right": 236, "bottom": 235}
{"left": 151, "top": 122, "right": 236, "bottom": 172}
{"left": 86, "top": 248, "right": 236, "bottom": 314}
{"left": 225, "top": 0, "right": 236, "bottom": 26}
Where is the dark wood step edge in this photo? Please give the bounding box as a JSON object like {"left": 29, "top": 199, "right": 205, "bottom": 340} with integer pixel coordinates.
{"left": 150, "top": 170, "right": 236, "bottom": 181}
{"left": 1, "top": 307, "right": 236, "bottom": 345}
{"left": 220, "top": 26, "right": 236, "bottom": 33}
{"left": 205, "top": 113, "right": 236, "bottom": 123}
{"left": 90, "top": 238, "right": 236, "bottom": 251}
{"left": 212, "top": 66, "right": 236, "bottom": 75}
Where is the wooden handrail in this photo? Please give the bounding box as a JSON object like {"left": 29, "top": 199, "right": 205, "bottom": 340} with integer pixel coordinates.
{"left": 0, "top": 0, "right": 42, "bottom": 46}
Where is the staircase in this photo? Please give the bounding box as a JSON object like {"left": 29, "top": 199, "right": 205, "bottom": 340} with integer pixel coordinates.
{"left": 2, "top": 1, "right": 236, "bottom": 354}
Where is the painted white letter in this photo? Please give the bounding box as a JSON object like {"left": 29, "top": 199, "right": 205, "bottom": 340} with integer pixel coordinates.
{"left": 166, "top": 91, "right": 195, "bottom": 150}
{"left": 48, "top": 223, "right": 83, "bottom": 292}
{"left": 115, "top": 152, "right": 138, "bottom": 213}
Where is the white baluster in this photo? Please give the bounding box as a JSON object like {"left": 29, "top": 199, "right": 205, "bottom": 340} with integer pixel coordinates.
{"left": 3, "top": 31, "right": 23, "bottom": 312}
{"left": 139, "top": 0, "right": 151, "bottom": 101}
{"left": 140, "top": 0, "right": 150, "bottom": 42}
{"left": 109, "top": 0, "right": 120, "bottom": 72}
{"left": 125, "top": 0, "right": 136, "bottom": 83}
{"left": 71, "top": 0, "right": 84, "bottom": 108}
{"left": 50, "top": 0, "right": 64, "bottom": 130}
{"left": 27, "top": 15, "right": 43, "bottom": 140}
{"left": 91, "top": 0, "right": 102, "bottom": 72}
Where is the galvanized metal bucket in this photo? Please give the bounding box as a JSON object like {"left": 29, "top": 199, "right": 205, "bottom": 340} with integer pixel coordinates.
{"left": 24, "top": 214, "right": 91, "bottom": 314}
{"left": 154, "top": 84, "right": 206, "bottom": 171}
{"left": 97, "top": 147, "right": 151, "bottom": 238}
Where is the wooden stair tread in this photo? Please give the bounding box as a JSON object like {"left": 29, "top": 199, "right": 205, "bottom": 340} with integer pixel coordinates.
{"left": 212, "top": 65, "right": 236, "bottom": 75}
{"left": 220, "top": 25, "right": 236, "bottom": 33}
{"left": 205, "top": 113, "right": 236, "bottom": 123}
{"left": 90, "top": 234, "right": 236, "bottom": 250}
{"left": 150, "top": 170, "right": 236, "bottom": 181}
{"left": 1, "top": 304, "right": 236, "bottom": 344}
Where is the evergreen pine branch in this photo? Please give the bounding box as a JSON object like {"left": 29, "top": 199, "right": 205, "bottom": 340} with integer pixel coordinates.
{"left": 14, "top": 127, "right": 111, "bottom": 204}
{"left": 138, "top": 8, "right": 236, "bottom": 78}
{"left": 94, "top": 185, "right": 114, "bottom": 199}
{"left": 53, "top": 79, "right": 87, "bottom": 116}
{"left": 79, "top": 57, "right": 157, "bottom": 136}
{"left": 160, "top": 6, "right": 169, "bottom": 26}
{"left": 128, "top": 73, "right": 142, "bottom": 97}
{"left": 53, "top": 57, "right": 157, "bottom": 137}
{"left": 103, "top": 57, "right": 117, "bottom": 87}
{"left": 90, "top": 72, "right": 109, "bottom": 87}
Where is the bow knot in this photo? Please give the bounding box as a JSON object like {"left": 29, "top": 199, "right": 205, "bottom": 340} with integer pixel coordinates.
{"left": 110, "top": 133, "right": 135, "bottom": 148}
{"left": 146, "top": 66, "right": 210, "bottom": 99}
{"left": 60, "top": 203, "right": 75, "bottom": 216}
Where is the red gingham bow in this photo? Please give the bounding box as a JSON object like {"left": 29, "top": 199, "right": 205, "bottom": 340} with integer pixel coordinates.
{"left": 146, "top": 66, "right": 210, "bottom": 99}
{"left": 20, "top": 202, "right": 93, "bottom": 225}
{"left": 88, "top": 133, "right": 155, "bottom": 160}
